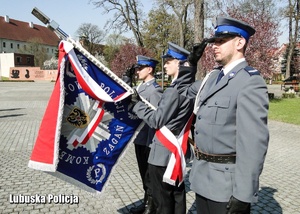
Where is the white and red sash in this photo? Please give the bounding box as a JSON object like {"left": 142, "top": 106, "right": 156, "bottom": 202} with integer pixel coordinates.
{"left": 155, "top": 114, "right": 194, "bottom": 186}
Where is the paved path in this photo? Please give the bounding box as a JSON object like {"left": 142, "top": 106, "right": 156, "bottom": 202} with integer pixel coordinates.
{"left": 0, "top": 82, "right": 299, "bottom": 214}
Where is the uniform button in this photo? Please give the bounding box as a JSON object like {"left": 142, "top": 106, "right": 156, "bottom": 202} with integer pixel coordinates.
{"left": 198, "top": 115, "right": 201, "bottom": 120}
{"left": 215, "top": 101, "right": 218, "bottom": 105}
{"left": 195, "top": 131, "right": 199, "bottom": 135}
{"left": 225, "top": 167, "right": 229, "bottom": 170}
{"left": 203, "top": 102, "right": 207, "bottom": 106}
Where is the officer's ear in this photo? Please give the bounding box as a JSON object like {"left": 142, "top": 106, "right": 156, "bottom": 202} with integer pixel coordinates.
{"left": 236, "top": 37, "right": 246, "bottom": 52}
{"left": 147, "top": 66, "right": 153, "bottom": 74}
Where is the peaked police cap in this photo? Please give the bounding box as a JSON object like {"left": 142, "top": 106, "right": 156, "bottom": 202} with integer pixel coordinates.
{"left": 161, "top": 42, "right": 190, "bottom": 60}
{"left": 134, "top": 55, "right": 159, "bottom": 68}
{"left": 207, "top": 16, "right": 256, "bottom": 42}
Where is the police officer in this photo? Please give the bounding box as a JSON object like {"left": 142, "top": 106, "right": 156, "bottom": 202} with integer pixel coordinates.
{"left": 129, "top": 55, "right": 163, "bottom": 214}
{"left": 132, "top": 43, "right": 195, "bottom": 214}
{"left": 177, "top": 17, "right": 270, "bottom": 214}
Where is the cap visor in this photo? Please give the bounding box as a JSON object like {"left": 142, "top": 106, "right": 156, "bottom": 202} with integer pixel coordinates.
{"left": 206, "top": 37, "right": 217, "bottom": 43}
{"left": 207, "top": 34, "right": 238, "bottom": 43}
{"left": 161, "top": 54, "right": 172, "bottom": 59}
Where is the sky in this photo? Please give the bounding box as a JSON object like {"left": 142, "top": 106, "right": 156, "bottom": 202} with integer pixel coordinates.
{"left": 0, "top": 0, "right": 153, "bottom": 40}
{"left": 0, "top": 0, "right": 289, "bottom": 45}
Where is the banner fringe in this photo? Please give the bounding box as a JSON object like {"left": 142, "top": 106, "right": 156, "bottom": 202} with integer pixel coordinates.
{"left": 28, "top": 160, "right": 56, "bottom": 172}
{"left": 53, "top": 57, "right": 66, "bottom": 170}
{"left": 47, "top": 171, "right": 102, "bottom": 196}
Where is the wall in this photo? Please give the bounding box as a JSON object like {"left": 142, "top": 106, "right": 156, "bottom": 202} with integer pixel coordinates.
{"left": 9, "top": 67, "right": 58, "bottom": 81}
{"left": 0, "top": 39, "right": 58, "bottom": 59}
{"left": 0, "top": 53, "right": 15, "bottom": 77}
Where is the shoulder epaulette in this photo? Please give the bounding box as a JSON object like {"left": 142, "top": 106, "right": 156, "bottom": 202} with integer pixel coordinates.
{"left": 244, "top": 66, "right": 260, "bottom": 76}
{"left": 153, "top": 81, "right": 161, "bottom": 88}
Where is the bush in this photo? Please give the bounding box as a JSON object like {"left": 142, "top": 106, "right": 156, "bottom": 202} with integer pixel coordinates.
{"left": 268, "top": 93, "right": 274, "bottom": 99}
{"left": 282, "top": 93, "right": 296, "bottom": 98}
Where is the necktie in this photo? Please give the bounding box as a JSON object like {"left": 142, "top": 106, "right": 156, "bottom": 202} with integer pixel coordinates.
{"left": 216, "top": 70, "right": 224, "bottom": 84}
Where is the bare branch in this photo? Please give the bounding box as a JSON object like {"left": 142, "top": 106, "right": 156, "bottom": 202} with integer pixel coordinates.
{"left": 90, "top": 0, "right": 144, "bottom": 46}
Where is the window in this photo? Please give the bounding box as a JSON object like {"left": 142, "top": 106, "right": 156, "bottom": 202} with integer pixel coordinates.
{"left": 27, "top": 57, "right": 31, "bottom": 64}
{"left": 17, "top": 44, "right": 20, "bottom": 49}
{"left": 3, "top": 42, "right": 6, "bottom": 48}
{"left": 47, "top": 48, "right": 49, "bottom": 53}
{"left": 11, "top": 43, "right": 13, "bottom": 49}
{"left": 16, "top": 56, "right": 22, "bottom": 63}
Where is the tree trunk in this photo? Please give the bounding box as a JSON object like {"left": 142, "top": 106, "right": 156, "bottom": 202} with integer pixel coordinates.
{"left": 193, "top": 0, "right": 204, "bottom": 43}
{"left": 193, "top": 0, "right": 205, "bottom": 79}
{"left": 286, "top": 0, "right": 299, "bottom": 78}
{"left": 178, "top": 20, "right": 185, "bottom": 47}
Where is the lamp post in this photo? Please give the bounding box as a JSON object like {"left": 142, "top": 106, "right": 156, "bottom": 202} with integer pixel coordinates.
{"left": 161, "top": 50, "right": 165, "bottom": 90}
{"left": 31, "top": 7, "right": 68, "bottom": 40}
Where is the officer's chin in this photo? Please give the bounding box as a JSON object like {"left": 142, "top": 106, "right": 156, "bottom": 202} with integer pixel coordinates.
{"left": 214, "top": 55, "right": 222, "bottom": 64}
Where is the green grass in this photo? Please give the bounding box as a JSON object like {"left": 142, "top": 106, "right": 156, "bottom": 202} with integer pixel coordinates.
{"left": 1, "top": 76, "right": 9, "bottom": 80}
{"left": 269, "top": 98, "right": 300, "bottom": 125}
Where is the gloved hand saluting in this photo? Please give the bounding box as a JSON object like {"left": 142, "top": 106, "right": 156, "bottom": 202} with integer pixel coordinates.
{"left": 125, "top": 64, "right": 135, "bottom": 78}
{"left": 131, "top": 88, "right": 141, "bottom": 104}
{"left": 226, "top": 196, "right": 250, "bottom": 214}
{"left": 188, "top": 38, "right": 208, "bottom": 66}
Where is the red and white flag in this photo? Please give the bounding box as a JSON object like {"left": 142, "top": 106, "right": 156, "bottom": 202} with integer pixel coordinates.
{"left": 155, "top": 115, "right": 194, "bottom": 186}
{"left": 28, "top": 39, "right": 142, "bottom": 194}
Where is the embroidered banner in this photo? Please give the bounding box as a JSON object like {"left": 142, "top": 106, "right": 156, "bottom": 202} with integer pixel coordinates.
{"left": 28, "top": 40, "right": 142, "bottom": 194}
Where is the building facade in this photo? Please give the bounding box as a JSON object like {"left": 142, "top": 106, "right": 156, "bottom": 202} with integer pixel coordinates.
{"left": 0, "top": 15, "right": 60, "bottom": 78}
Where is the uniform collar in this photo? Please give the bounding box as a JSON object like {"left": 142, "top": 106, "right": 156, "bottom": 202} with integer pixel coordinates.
{"left": 143, "top": 78, "right": 155, "bottom": 85}
{"left": 171, "top": 77, "right": 177, "bottom": 84}
{"left": 223, "top": 58, "right": 245, "bottom": 76}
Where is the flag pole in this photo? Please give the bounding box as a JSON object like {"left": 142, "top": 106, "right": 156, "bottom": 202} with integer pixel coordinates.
{"left": 31, "top": 7, "right": 157, "bottom": 110}
{"left": 31, "top": 7, "right": 68, "bottom": 40}
{"left": 31, "top": 7, "right": 134, "bottom": 95}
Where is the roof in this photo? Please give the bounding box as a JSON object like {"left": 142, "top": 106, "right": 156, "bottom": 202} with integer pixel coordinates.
{"left": 0, "top": 16, "right": 60, "bottom": 46}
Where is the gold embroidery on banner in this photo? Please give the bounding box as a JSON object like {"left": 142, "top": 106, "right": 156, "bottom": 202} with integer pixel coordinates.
{"left": 66, "top": 107, "right": 90, "bottom": 128}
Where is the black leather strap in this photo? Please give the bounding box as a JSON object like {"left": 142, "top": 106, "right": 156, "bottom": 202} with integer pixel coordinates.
{"left": 195, "top": 148, "right": 236, "bottom": 164}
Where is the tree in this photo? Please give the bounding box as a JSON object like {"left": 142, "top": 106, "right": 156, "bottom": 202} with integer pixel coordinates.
{"left": 76, "top": 23, "right": 106, "bottom": 55}
{"left": 110, "top": 42, "right": 153, "bottom": 80}
{"left": 193, "top": 0, "right": 205, "bottom": 43}
{"left": 192, "top": 0, "right": 206, "bottom": 78}
{"left": 198, "top": 45, "right": 218, "bottom": 77}
{"left": 196, "top": 1, "right": 231, "bottom": 78}
{"left": 43, "top": 57, "right": 58, "bottom": 70}
{"left": 198, "top": 0, "right": 281, "bottom": 79}
{"left": 142, "top": 9, "right": 177, "bottom": 65}
{"left": 20, "top": 38, "right": 48, "bottom": 68}
{"left": 284, "top": 0, "right": 300, "bottom": 78}
{"left": 102, "top": 34, "right": 129, "bottom": 68}
{"left": 94, "top": 54, "right": 109, "bottom": 67}
{"left": 155, "top": 0, "right": 193, "bottom": 48}
{"left": 227, "top": 0, "right": 281, "bottom": 78}
{"left": 90, "top": 0, "right": 145, "bottom": 47}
